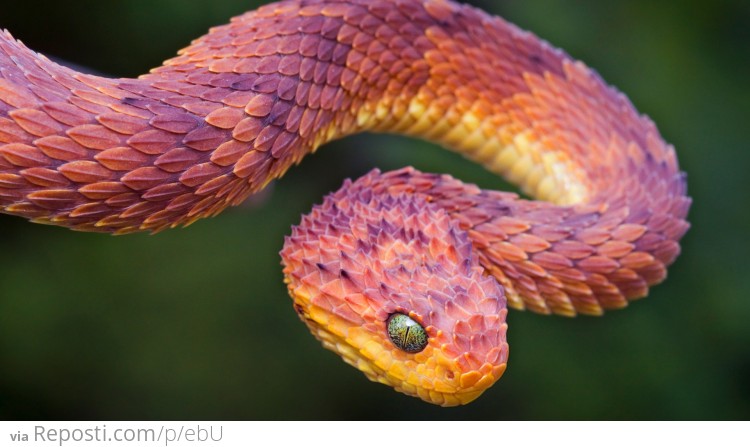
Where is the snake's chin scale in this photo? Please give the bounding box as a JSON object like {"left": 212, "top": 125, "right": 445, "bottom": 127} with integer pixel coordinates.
{"left": 281, "top": 170, "right": 510, "bottom": 405}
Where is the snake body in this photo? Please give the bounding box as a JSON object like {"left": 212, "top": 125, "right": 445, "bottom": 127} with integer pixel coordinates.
{"left": 0, "top": 0, "right": 690, "bottom": 405}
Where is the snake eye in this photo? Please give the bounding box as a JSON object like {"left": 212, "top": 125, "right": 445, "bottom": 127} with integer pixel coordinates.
{"left": 387, "top": 313, "right": 428, "bottom": 353}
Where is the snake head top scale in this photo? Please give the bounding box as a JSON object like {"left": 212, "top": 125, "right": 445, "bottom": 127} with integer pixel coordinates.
{"left": 281, "top": 169, "right": 508, "bottom": 406}
{"left": 0, "top": 0, "right": 690, "bottom": 406}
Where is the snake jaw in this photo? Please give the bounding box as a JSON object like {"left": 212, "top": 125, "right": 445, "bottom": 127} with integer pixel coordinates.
{"left": 281, "top": 171, "right": 509, "bottom": 405}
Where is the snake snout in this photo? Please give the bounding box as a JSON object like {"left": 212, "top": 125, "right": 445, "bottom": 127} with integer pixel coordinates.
{"left": 281, "top": 170, "right": 509, "bottom": 405}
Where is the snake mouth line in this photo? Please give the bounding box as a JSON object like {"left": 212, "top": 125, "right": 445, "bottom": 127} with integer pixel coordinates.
{"left": 295, "top": 297, "right": 508, "bottom": 407}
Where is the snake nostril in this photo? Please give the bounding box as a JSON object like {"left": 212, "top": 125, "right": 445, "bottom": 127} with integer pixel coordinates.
{"left": 446, "top": 371, "right": 455, "bottom": 380}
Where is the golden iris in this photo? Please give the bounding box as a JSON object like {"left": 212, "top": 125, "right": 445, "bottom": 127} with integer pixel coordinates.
{"left": 387, "top": 313, "right": 428, "bottom": 353}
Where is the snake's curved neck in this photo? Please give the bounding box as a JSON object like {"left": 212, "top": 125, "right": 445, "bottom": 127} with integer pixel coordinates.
{"left": 0, "top": 0, "right": 690, "bottom": 316}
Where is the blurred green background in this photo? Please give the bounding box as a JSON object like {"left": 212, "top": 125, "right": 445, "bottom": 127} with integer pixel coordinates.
{"left": 0, "top": 0, "right": 748, "bottom": 420}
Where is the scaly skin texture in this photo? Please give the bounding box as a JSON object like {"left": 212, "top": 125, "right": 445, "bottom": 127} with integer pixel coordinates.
{"left": 0, "top": 0, "right": 690, "bottom": 405}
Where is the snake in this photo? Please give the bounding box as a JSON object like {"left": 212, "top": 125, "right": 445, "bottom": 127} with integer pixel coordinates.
{"left": 0, "top": 0, "right": 690, "bottom": 406}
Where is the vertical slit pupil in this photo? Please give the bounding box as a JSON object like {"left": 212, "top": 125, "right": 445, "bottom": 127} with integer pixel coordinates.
{"left": 387, "top": 313, "right": 427, "bottom": 353}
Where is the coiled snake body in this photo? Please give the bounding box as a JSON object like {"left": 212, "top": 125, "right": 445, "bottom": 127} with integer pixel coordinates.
{"left": 0, "top": 0, "right": 690, "bottom": 405}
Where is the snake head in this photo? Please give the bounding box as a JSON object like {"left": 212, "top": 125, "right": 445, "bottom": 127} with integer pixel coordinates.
{"left": 281, "top": 170, "right": 509, "bottom": 406}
